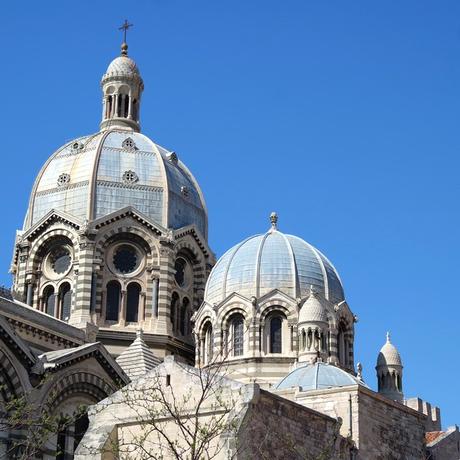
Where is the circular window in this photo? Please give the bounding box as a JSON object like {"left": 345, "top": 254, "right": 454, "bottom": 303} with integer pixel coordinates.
{"left": 174, "top": 257, "right": 191, "bottom": 288}
{"left": 44, "top": 246, "right": 72, "bottom": 280}
{"left": 51, "top": 248, "right": 72, "bottom": 274}
{"left": 113, "top": 244, "right": 139, "bottom": 274}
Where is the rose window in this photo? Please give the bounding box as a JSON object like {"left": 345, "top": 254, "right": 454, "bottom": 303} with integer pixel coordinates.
{"left": 113, "top": 245, "right": 138, "bottom": 274}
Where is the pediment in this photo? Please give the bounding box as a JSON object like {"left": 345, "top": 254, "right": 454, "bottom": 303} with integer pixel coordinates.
{"left": 39, "top": 341, "right": 130, "bottom": 384}
{"left": 91, "top": 206, "right": 167, "bottom": 236}
{"left": 173, "top": 224, "right": 214, "bottom": 259}
{"left": 22, "top": 210, "right": 82, "bottom": 241}
{"left": 257, "top": 288, "right": 297, "bottom": 307}
{"left": 215, "top": 292, "right": 254, "bottom": 310}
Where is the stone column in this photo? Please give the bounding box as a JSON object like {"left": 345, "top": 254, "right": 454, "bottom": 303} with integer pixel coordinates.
{"left": 155, "top": 240, "right": 175, "bottom": 335}
{"left": 120, "top": 289, "right": 127, "bottom": 327}
{"left": 151, "top": 277, "right": 159, "bottom": 317}
{"left": 69, "top": 235, "right": 95, "bottom": 329}
{"left": 26, "top": 282, "right": 33, "bottom": 306}
{"left": 140, "top": 292, "right": 146, "bottom": 322}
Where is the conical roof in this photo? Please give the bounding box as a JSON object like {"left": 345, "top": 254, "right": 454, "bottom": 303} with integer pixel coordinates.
{"left": 116, "top": 329, "right": 161, "bottom": 379}
{"left": 377, "top": 332, "right": 402, "bottom": 367}
{"left": 299, "top": 290, "right": 328, "bottom": 323}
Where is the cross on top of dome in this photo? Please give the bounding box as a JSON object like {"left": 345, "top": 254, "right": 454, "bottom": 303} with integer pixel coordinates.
{"left": 118, "top": 19, "right": 133, "bottom": 56}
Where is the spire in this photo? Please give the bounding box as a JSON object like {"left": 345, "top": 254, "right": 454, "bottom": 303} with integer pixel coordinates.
{"left": 270, "top": 212, "right": 278, "bottom": 231}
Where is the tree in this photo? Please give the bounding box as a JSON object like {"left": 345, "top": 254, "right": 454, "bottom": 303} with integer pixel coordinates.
{"left": 78, "top": 336, "right": 351, "bottom": 460}
{"left": 0, "top": 378, "right": 87, "bottom": 459}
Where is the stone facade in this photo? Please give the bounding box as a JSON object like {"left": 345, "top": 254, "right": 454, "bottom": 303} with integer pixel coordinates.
{"left": 75, "top": 356, "right": 352, "bottom": 459}
{"left": 0, "top": 294, "right": 128, "bottom": 458}
{"left": 275, "top": 384, "right": 427, "bottom": 460}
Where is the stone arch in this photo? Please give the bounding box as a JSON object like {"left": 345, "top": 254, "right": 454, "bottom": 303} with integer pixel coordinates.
{"left": 257, "top": 301, "right": 296, "bottom": 324}
{"left": 0, "top": 349, "right": 25, "bottom": 402}
{"left": 94, "top": 224, "right": 159, "bottom": 264}
{"left": 174, "top": 238, "right": 207, "bottom": 309}
{"left": 42, "top": 371, "right": 115, "bottom": 413}
{"left": 218, "top": 303, "right": 251, "bottom": 331}
{"left": 28, "top": 228, "right": 79, "bottom": 269}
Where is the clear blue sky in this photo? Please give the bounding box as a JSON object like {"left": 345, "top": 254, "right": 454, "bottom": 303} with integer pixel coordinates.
{"left": 1, "top": 1, "right": 459, "bottom": 427}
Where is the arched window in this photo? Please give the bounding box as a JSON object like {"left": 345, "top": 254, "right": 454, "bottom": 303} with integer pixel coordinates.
{"left": 270, "top": 317, "right": 282, "bottom": 353}
{"left": 337, "top": 321, "right": 347, "bottom": 366}
{"left": 117, "top": 95, "right": 122, "bottom": 117}
{"left": 180, "top": 298, "right": 189, "bottom": 335}
{"left": 133, "top": 99, "right": 138, "bottom": 119}
{"left": 43, "top": 286, "right": 55, "bottom": 317}
{"left": 106, "top": 281, "right": 121, "bottom": 322}
{"left": 107, "top": 95, "right": 112, "bottom": 118}
{"left": 123, "top": 95, "right": 129, "bottom": 117}
{"left": 126, "top": 282, "right": 141, "bottom": 323}
{"left": 170, "top": 292, "right": 179, "bottom": 331}
{"left": 59, "top": 282, "right": 71, "bottom": 322}
{"left": 203, "top": 322, "right": 213, "bottom": 365}
{"left": 231, "top": 315, "right": 244, "bottom": 357}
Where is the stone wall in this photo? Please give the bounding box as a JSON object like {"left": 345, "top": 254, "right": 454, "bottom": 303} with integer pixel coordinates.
{"left": 357, "top": 388, "right": 426, "bottom": 460}
{"left": 238, "top": 389, "right": 351, "bottom": 459}
{"left": 274, "top": 384, "right": 427, "bottom": 460}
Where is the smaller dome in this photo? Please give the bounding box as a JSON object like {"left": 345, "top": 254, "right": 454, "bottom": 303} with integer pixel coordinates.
{"left": 276, "top": 362, "right": 365, "bottom": 391}
{"left": 299, "top": 291, "right": 328, "bottom": 324}
{"left": 377, "top": 332, "right": 402, "bottom": 367}
{"left": 105, "top": 56, "right": 140, "bottom": 77}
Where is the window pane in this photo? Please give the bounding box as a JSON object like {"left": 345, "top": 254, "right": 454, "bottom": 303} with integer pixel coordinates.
{"left": 233, "top": 317, "right": 244, "bottom": 356}
{"left": 106, "top": 281, "right": 120, "bottom": 321}
{"left": 270, "top": 317, "right": 282, "bottom": 353}
{"left": 126, "top": 283, "right": 141, "bottom": 322}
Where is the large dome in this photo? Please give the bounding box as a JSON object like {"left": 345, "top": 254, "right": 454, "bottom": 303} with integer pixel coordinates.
{"left": 204, "top": 218, "right": 344, "bottom": 305}
{"left": 25, "top": 129, "right": 207, "bottom": 237}
{"left": 276, "top": 362, "right": 365, "bottom": 391}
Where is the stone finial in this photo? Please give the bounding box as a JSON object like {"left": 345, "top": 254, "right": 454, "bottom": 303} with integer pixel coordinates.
{"left": 136, "top": 327, "right": 143, "bottom": 340}
{"left": 386, "top": 331, "right": 391, "bottom": 343}
{"left": 357, "top": 362, "right": 363, "bottom": 380}
{"left": 270, "top": 212, "right": 278, "bottom": 230}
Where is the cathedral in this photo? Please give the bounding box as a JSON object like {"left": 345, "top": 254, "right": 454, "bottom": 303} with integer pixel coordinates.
{"left": 0, "top": 34, "right": 458, "bottom": 459}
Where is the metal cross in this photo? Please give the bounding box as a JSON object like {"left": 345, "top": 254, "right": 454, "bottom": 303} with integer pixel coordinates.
{"left": 119, "top": 20, "right": 133, "bottom": 43}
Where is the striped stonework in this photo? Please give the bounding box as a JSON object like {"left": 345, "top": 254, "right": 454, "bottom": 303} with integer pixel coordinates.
{"left": 12, "top": 203, "right": 214, "bottom": 362}
{"left": 194, "top": 290, "right": 357, "bottom": 384}
{"left": 0, "top": 349, "right": 24, "bottom": 402}
{"left": 43, "top": 371, "right": 116, "bottom": 412}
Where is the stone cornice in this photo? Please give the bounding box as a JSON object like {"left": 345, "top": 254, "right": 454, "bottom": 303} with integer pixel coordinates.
{"left": 173, "top": 225, "right": 214, "bottom": 259}
{"left": 0, "top": 297, "right": 85, "bottom": 348}
{"left": 92, "top": 206, "right": 166, "bottom": 236}
{"left": 22, "top": 210, "right": 82, "bottom": 241}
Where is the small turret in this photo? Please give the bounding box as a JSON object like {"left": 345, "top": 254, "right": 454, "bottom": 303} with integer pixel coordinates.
{"left": 376, "top": 332, "right": 404, "bottom": 402}
{"left": 100, "top": 21, "right": 144, "bottom": 132}
{"left": 298, "top": 287, "right": 329, "bottom": 363}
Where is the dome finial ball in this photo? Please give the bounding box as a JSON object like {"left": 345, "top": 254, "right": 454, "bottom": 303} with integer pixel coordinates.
{"left": 270, "top": 212, "right": 278, "bottom": 230}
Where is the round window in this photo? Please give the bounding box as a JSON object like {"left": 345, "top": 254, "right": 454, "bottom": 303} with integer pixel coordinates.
{"left": 44, "top": 246, "right": 72, "bottom": 280}
{"left": 174, "top": 257, "right": 191, "bottom": 287}
{"left": 50, "top": 248, "right": 72, "bottom": 274}
{"left": 113, "top": 244, "right": 139, "bottom": 274}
